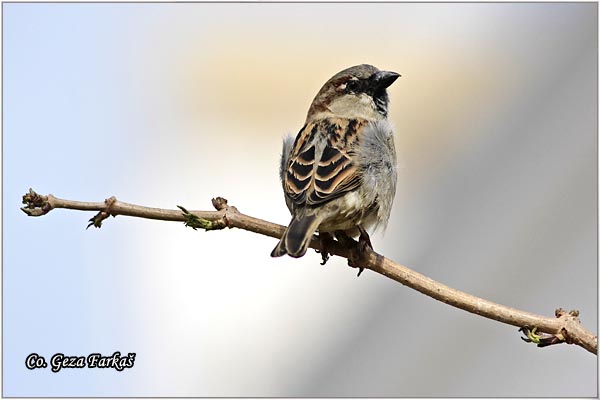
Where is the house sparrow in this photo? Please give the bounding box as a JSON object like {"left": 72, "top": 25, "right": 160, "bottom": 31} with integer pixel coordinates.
{"left": 271, "top": 64, "right": 399, "bottom": 262}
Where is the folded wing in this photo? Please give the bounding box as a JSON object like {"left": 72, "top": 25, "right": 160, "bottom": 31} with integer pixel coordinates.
{"left": 284, "top": 118, "right": 366, "bottom": 207}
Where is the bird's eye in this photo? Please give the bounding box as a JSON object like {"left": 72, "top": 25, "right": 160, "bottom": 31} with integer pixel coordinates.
{"left": 346, "top": 79, "right": 359, "bottom": 91}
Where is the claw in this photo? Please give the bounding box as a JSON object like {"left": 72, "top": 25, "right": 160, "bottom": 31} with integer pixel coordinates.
{"left": 338, "top": 227, "right": 373, "bottom": 277}
{"left": 317, "top": 232, "right": 334, "bottom": 265}
{"left": 315, "top": 232, "right": 333, "bottom": 265}
{"left": 354, "top": 226, "right": 373, "bottom": 277}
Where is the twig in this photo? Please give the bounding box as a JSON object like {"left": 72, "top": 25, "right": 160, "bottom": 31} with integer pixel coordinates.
{"left": 21, "top": 188, "right": 598, "bottom": 355}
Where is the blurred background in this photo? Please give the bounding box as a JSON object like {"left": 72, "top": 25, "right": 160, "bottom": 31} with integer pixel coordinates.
{"left": 3, "top": 2, "right": 597, "bottom": 397}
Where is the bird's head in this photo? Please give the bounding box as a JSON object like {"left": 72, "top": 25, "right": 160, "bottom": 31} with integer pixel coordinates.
{"left": 306, "top": 64, "right": 400, "bottom": 122}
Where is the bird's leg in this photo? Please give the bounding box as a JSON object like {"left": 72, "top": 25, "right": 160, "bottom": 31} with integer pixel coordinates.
{"left": 335, "top": 228, "right": 372, "bottom": 277}
{"left": 357, "top": 226, "right": 373, "bottom": 252}
{"left": 316, "top": 231, "right": 335, "bottom": 265}
{"left": 351, "top": 226, "right": 374, "bottom": 276}
{"left": 335, "top": 231, "right": 360, "bottom": 274}
{"left": 334, "top": 230, "right": 356, "bottom": 247}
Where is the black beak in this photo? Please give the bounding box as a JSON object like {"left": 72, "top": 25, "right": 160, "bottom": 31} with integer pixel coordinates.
{"left": 372, "top": 70, "right": 401, "bottom": 90}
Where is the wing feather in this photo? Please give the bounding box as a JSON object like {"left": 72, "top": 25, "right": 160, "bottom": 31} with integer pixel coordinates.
{"left": 284, "top": 118, "right": 367, "bottom": 207}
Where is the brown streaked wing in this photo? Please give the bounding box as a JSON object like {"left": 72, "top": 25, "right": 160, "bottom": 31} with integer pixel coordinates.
{"left": 286, "top": 145, "right": 314, "bottom": 204}
{"left": 308, "top": 141, "right": 360, "bottom": 206}
{"left": 285, "top": 118, "right": 365, "bottom": 207}
{"left": 285, "top": 123, "right": 318, "bottom": 205}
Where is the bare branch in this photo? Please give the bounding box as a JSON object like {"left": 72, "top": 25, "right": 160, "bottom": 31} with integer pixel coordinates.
{"left": 21, "top": 188, "right": 598, "bottom": 355}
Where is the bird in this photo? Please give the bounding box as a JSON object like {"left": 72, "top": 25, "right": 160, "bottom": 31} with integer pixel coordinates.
{"left": 271, "top": 64, "right": 399, "bottom": 262}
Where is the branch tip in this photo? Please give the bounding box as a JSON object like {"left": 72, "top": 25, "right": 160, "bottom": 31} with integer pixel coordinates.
{"left": 21, "top": 188, "right": 52, "bottom": 216}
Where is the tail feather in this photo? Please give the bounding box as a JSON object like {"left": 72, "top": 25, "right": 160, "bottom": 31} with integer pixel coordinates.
{"left": 271, "top": 215, "right": 321, "bottom": 258}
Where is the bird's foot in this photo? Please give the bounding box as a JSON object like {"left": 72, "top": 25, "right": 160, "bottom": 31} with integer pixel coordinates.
{"left": 357, "top": 226, "right": 373, "bottom": 250}
{"left": 316, "top": 232, "right": 335, "bottom": 265}
{"left": 334, "top": 230, "right": 356, "bottom": 247}
{"left": 336, "top": 228, "right": 372, "bottom": 277}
